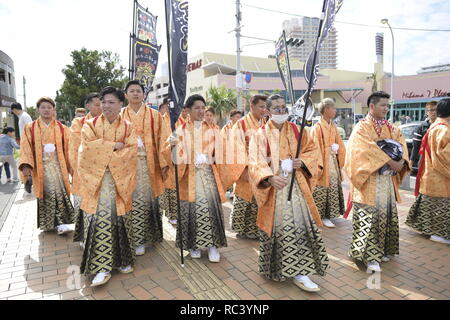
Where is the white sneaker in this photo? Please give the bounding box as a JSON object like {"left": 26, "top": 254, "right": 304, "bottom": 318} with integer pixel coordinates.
{"left": 366, "top": 261, "right": 382, "bottom": 273}
{"left": 190, "top": 249, "right": 201, "bottom": 259}
{"left": 381, "top": 255, "right": 393, "bottom": 262}
{"left": 57, "top": 224, "right": 71, "bottom": 235}
{"left": 293, "top": 275, "right": 320, "bottom": 292}
{"left": 135, "top": 245, "right": 145, "bottom": 256}
{"left": 430, "top": 235, "right": 450, "bottom": 244}
{"left": 118, "top": 265, "right": 134, "bottom": 274}
{"left": 208, "top": 246, "right": 220, "bottom": 263}
{"left": 322, "top": 218, "right": 336, "bottom": 228}
{"left": 169, "top": 219, "right": 177, "bottom": 225}
{"left": 91, "top": 272, "right": 111, "bottom": 287}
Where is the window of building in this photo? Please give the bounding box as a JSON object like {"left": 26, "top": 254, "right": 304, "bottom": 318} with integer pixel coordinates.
{"left": 0, "top": 69, "right": 6, "bottom": 82}
{"left": 8, "top": 72, "right": 12, "bottom": 85}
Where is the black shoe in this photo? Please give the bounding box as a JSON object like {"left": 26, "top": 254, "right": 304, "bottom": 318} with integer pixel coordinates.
{"left": 25, "top": 176, "right": 32, "bottom": 193}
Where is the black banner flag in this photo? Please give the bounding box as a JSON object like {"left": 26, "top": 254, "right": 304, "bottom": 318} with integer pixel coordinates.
{"left": 133, "top": 39, "right": 160, "bottom": 97}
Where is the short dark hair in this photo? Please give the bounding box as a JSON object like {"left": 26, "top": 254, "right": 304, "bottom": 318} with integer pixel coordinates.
{"left": 85, "top": 92, "right": 100, "bottom": 105}
{"left": 100, "top": 86, "right": 125, "bottom": 102}
{"left": 229, "top": 109, "right": 243, "bottom": 118}
{"left": 266, "top": 94, "right": 285, "bottom": 109}
{"left": 250, "top": 94, "right": 268, "bottom": 106}
{"left": 2, "top": 127, "right": 15, "bottom": 134}
{"left": 425, "top": 101, "right": 437, "bottom": 108}
{"left": 36, "top": 96, "right": 56, "bottom": 108}
{"left": 436, "top": 98, "right": 450, "bottom": 118}
{"left": 10, "top": 102, "right": 22, "bottom": 111}
{"left": 205, "top": 107, "right": 215, "bottom": 115}
{"left": 367, "top": 91, "right": 390, "bottom": 107}
{"left": 184, "top": 94, "right": 206, "bottom": 109}
{"left": 125, "top": 80, "right": 145, "bottom": 93}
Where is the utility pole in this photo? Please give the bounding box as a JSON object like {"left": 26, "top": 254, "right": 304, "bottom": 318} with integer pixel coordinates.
{"left": 235, "top": 0, "right": 242, "bottom": 111}
{"left": 23, "top": 76, "right": 27, "bottom": 109}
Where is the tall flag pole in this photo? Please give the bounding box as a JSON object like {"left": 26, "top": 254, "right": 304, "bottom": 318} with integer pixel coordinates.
{"left": 287, "top": 0, "right": 343, "bottom": 202}
{"left": 165, "top": 0, "right": 189, "bottom": 267}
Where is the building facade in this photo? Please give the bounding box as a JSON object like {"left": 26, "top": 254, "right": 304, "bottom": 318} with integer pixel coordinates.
{"left": 0, "top": 50, "right": 16, "bottom": 130}
{"left": 283, "top": 17, "right": 338, "bottom": 69}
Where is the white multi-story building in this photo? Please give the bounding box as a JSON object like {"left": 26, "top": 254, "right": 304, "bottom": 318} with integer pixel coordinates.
{"left": 283, "top": 17, "right": 338, "bottom": 69}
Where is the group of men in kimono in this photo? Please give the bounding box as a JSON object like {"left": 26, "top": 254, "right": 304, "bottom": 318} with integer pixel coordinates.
{"left": 18, "top": 82, "right": 449, "bottom": 293}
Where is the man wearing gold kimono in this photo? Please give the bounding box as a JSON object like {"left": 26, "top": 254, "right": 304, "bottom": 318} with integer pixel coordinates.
{"left": 225, "top": 95, "right": 267, "bottom": 239}
{"left": 176, "top": 105, "right": 191, "bottom": 128}
{"left": 122, "top": 80, "right": 171, "bottom": 257}
{"left": 19, "top": 97, "right": 74, "bottom": 235}
{"left": 345, "top": 91, "right": 410, "bottom": 273}
{"left": 311, "top": 98, "right": 346, "bottom": 228}
{"left": 164, "top": 94, "right": 227, "bottom": 262}
{"left": 78, "top": 86, "right": 137, "bottom": 286}
{"left": 248, "top": 94, "right": 328, "bottom": 293}
{"left": 70, "top": 92, "right": 102, "bottom": 245}
{"left": 406, "top": 98, "right": 450, "bottom": 244}
{"left": 158, "top": 98, "right": 178, "bottom": 225}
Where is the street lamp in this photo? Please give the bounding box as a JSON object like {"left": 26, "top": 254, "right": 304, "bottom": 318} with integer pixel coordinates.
{"left": 381, "top": 18, "right": 395, "bottom": 122}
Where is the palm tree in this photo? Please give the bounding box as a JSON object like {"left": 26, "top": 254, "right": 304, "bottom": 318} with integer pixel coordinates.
{"left": 206, "top": 86, "right": 237, "bottom": 126}
{"left": 366, "top": 72, "right": 378, "bottom": 93}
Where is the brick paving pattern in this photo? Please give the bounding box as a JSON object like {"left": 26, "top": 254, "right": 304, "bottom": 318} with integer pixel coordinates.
{"left": 0, "top": 178, "right": 448, "bottom": 300}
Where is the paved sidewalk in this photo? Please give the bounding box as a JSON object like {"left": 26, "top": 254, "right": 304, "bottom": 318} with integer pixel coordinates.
{"left": 0, "top": 181, "right": 448, "bottom": 300}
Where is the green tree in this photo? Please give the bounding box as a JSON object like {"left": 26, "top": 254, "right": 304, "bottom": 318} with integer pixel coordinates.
{"left": 26, "top": 106, "right": 38, "bottom": 120}
{"left": 55, "top": 48, "right": 128, "bottom": 122}
{"left": 206, "top": 86, "right": 237, "bottom": 126}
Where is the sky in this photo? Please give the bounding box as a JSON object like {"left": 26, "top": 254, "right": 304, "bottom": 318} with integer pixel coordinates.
{"left": 1, "top": 0, "right": 449, "bottom": 107}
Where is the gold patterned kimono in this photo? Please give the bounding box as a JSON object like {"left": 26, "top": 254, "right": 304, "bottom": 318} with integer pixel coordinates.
{"left": 163, "top": 121, "right": 227, "bottom": 251}
{"left": 19, "top": 118, "right": 74, "bottom": 231}
{"left": 78, "top": 114, "right": 137, "bottom": 275}
{"left": 225, "top": 113, "right": 261, "bottom": 238}
{"left": 406, "top": 119, "right": 450, "bottom": 240}
{"left": 69, "top": 113, "right": 93, "bottom": 242}
{"left": 121, "top": 104, "right": 171, "bottom": 247}
{"left": 310, "top": 118, "right": 346, "bottom": 219}
{"left": 344, "top": 116, "right": 410, "bottom": 263}
{"left": 159, "top": 112, "right": 178, "bottom": 221}
{"left": 248, "top": 120, "right": 328, "bottom": 281}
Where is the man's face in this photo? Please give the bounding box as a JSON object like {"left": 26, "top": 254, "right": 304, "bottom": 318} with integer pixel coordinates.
{"left": 205, "top": 111, "right": 214, "bottom": 124}
{"left": 268, "top": 98, "right": 288, "bottom": 116}
{"left": 125, "top": 84, "right": 144, "bottom": 104}
{"left": 230, "top": 113, "right": 242, "bottom": 124}
{"left": 189, "top": 100, "right": 205, "bottom": 122}
{"left": 11, "top": 108, "right": 19, "bottom": 116}
{"left": 7, "top": 131, "right": 15, "bottom": 138}
{"left": 159, "top": 103, "right": 169, "bottom": 116}
{"left": 370, "top": 98, "right": 390, "bottom": 119}
{"left": 250, "top": 100, "right": 267, "bottom": 120}
{"left": 86, "top": 97, "right": 102, "bottom": 117}
{"left": 426, "top": 104, "right": 437, "bottom": 122}
{"left": 38, "top": 102, "right": 55, "bottom": 119}
{"left": 181, "top": 107, "right": 189, "bottom": 118}
{"left": 101, "top": 93, "right": 123, "bottom": 121}
{"left": 323, "top": 106, "right": 337, "bottom": 119}
{"left": 75, "top": 112, "right": 85, "bottom": 118}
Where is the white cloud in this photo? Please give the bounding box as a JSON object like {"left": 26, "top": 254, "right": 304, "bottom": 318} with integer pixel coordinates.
{"left": 1, "top": 0, "right": 449, "bottom": 107}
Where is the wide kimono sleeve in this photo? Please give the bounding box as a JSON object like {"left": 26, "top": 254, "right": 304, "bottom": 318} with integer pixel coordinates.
{"left": 335, "top": 126, "right": 346, "bottom": 169}
{"left": 68, "top": 118, "right": 82, "bottom": 172}
{"left": 429, "top": 126, "right": 450, "bottom": 178}
{"left": 18, "top": 123, "right": 35, "bottom": 171}
{"left": 156, "top": 111, "right": 171, "bottom": 170}
{"left": 298, "top": 127, "right": 320, "bottom": 188}
{"left": 62, "top": 125, "right": 72, "bottom": 174}
{"left": 221, "top": 121, "right": 248, "bottom": 190}
{"left": 248, "top": 128, "right": 274, "bottom": 207}
{"left": 161, "top": 125, "right": 187, "bottom": 182}
{"left": 344, "top": 122, "right": 392, "bottom": 190}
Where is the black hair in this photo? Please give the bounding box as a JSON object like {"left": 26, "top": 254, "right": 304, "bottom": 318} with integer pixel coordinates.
{"left": 100, "top": 86, "right": 125, "bottom": 102}
{"left": 10, "top": 102, "right": 22, "bottom": 110}
{"left": 125, "top": 80, "right": 145, "bottom": 93}
{"left": 184, "top": 94, "right": 206, "bottom": 109}
{"left": 2, "top": 127, "right": 15, "bottom": 134}
{"left": 266, "top": 94, "right": 285, "bottom": 108}
{"left": 436, "top": 98, "right": 450, "bottom": 118}
{"left": 367, "top": 91, "right": 390, "bottom": 107}
{"left": 85, "top": 92, "right": 100, "bottom": 105}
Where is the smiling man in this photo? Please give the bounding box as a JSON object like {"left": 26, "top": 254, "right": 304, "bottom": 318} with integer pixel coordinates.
{"left": 78, "top": 86, "right": 137, "bottom": 287}
{"left": 19, "top": 97, "right": 74, "bottom": 235}
{"left": 345, "top": 91, "right": 410, "bottom": 273}
{"left": 121, "top": 80, "right": 171, "bottom": 257}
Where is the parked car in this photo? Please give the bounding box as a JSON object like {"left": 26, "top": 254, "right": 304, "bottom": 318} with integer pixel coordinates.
{"left": 398, "top": 122, "right": 422, "bottom": 160}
